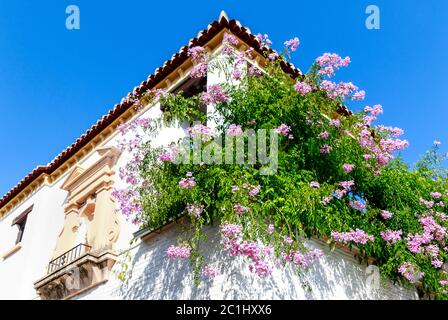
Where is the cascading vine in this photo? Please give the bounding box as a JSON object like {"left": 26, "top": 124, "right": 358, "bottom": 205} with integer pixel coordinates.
{"left": 113, "top": 32, "right": 448, "bottom": 298}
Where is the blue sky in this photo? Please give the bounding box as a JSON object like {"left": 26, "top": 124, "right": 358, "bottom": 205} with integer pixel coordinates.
{"left": 0, "top": 0, "right": 447, "bottom": 196}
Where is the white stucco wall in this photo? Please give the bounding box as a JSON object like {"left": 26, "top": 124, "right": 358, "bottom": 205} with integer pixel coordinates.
{"left": 74, "top": 224, "right": 418, "bottom": 300}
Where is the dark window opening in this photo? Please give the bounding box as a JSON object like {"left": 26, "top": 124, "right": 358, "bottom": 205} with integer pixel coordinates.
{"left": 160, "top": 76, "right": 207, "bottom": 114}
{"left": 12, "top": 205, "right": 33, "bottom": 244}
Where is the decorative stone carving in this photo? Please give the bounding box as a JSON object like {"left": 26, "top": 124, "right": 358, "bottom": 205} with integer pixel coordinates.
{"left": 34, "top": 146, "right": 122, "bottom": 300}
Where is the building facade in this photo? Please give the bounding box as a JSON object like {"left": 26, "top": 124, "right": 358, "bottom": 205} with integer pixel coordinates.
{"left": 0, "top": 12, "right": 418, "bottom": 300}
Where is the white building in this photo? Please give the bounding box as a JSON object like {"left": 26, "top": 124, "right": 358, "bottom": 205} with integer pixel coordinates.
{"left": 0, "top": 12, "right": 418, "bottom": 300}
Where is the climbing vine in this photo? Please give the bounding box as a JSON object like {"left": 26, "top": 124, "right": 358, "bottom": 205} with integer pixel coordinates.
{"left": 113, "top": 33, "right": 448, "bottom": 298}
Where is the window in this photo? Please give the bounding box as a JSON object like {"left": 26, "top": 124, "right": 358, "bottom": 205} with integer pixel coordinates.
{"left": 160, "top": 76, "right": 207, "bottom": 114}
{"left": 11, "top": 205, "right": 33, "bottom": 244}
{"left": 171, "top": 76, "right": 207, "bottom": 98}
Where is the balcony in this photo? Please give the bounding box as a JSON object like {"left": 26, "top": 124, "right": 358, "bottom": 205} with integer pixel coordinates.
{"left": 47, "top": 243, "right": 92, "bottom": 274}
{"left": 34, "top": 244, "right": 118, "bottom": 300}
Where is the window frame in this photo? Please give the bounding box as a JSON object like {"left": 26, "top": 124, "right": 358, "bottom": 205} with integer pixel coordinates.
{"left": 11, "top": 205, "right": 33, "bottom": 244}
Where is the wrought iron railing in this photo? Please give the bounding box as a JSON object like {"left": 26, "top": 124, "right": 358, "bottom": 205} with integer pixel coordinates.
{"left": 47, "top": 243, "right": 92, "bottom": 274}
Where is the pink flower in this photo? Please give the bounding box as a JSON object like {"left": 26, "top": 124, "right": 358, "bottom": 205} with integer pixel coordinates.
{"left": 255, "top": 33, "right": 272, "bottom": 48}
{"left": 249, "top": 260, "right": 273, "bottom": 277}
{"left": 249, "top": 185, "right": 261, "bottom": 196}
{"left": 380, "top": 230, "right": 402, "bottom": 245}
{"left": 430, "top": 192, "right": 442, "bottom": 199}
{"left": 188, "top": 46, "right": 205, "bottom": 59}
{"left": 157, "top": 151, "right": 174, "bottom": 162}
{"left": 352, "top": 90, "right": 366, "bottom": 101}
{"left": 334, "top": 189, "right": 347, "bottom": 199}
{"left": 227, "top": 124, "right": 243, "bottom": 137}
{"left": 318, "top": 131, "right": 330, "bottom": 139}
{"left": 339, "top": 180, "right": 355, "bottom": 190}
{"left": 166, "top": 245, "right": 191, "bottom": 259}
{"left": 343, "top": 163, "right": 355, "bottom": 173}
{"left": 191, "top": 63, "right": 208, "bottom": 78}
{"left": 188, "top": 46, "right": 209, "bottom": 78}
{"left": 249, "top": 65, "right": 262, "bottom": 77}
{"left": 179, "top": 173, "right": 196, "bottom": 189}
{"left": 381, "top": 210, "right": 393, "bottom": 219}
{"left": 420, "top": 198, "right": 434, "bottom": 209}
{"left": 321, "top": 196, "right": 333, "bottom": 205}
{"left": 221, "top": 223, "right": 242, "bottom": 238}
{"left": 316, "top": 53, "right": 351, "bottom": 78}
{"left": 268, "top": 52, "right": 278, "bottom": 60}
{"left": 275, "top": 124, "right": 291, "bottom": 137}
{"left": 329, "top": 119, "right": 341, "bottom": 127}
{"left": 231, "top": 68, "right": 242, "bottom": 80}
{"left": 186, "top": 203, "right": 204, "bottom": 218}
{"left": 202, "top": 264, "right": 220, "bottom": 278}
{"left": 201, "top": 84, "right": 228, "bottom": 105}
{"left": 310, "top": 181, "right": 320, "bottom": 189}
{"left": 283, "top": 236, "right": 294, "bottom": 245}
{"left": 440, "top": 280, "right": 448, "bottom": 286}
{"left": 294, "top": 81, "right": 312, "bottom": 96}
{"left": 320, "top": 144, "right": 332, "bottom": 154}
{"left": 350, "top": 200, "right": 366, "bottom": 211}
{"left": 364, "top": 104, "right": 383, "bottom": 117}
{"left": 233, "top": 203, "right": 249, "bottom": 215}
{"left": 398, "top": 262, "right": 424, "bottom": 283}
{"left": 188, "top": 123, "right": 213, "bottom": 141}
{"left": 332, "top": 229, "right": 374, "bottom": 245}
{"left": 284, "top": 37, "right": 300, "bottom": 51}
{"left": 222, "top": 32, "right": 238, "bottom": 55}
{"left": 267, "top": 224, "right": 274, "bottom": 234}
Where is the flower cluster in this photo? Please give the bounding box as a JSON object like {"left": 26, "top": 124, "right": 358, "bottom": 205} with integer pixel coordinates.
{"left": 380, "top": 230, "right": 402, "bottom": 245}
{"left": 157, "top": 150, "right": 174, "bottom": 162}
{"left": 316, "top": 53, "right": 351, "bottom": 78}
{"left": 349, "top": 200, "right": 366, "bottom": 212}
{"left": 343, "top": 163, "right": 355, "bottom": 173}
{"left": 221, "top": 223, "right": 273, "bottom": 277}
{"left": 201, "top": 84, "right": 228, "bottom": 105}
{"left": 356, "top": 105, "right": 409, "bottom": 169}
{"left": 294, "top": 81, "right": 312, "bottom": 96}
{"left": 275, "top": 123, "right": 292, "bottom": 138}
{"left": 256, "top": 33, "right": 272, "bottom": 48}
{"left": 188, "top": 46, "right": 209, "bottom": 78}
{"left": 166, "top": 245, "right": 191, "bottom": 260}
{"left": 320, "top": 144, "right": 332, "bottom": 154}
{"left": 405, "top": 214, "right": 446, "bottom": 268}
{"left": 310, "top": 181, "right": 320, "bottom": 189}
{"left": 112, "top": 189, "right": 142, "bottom": 222}
{"left": 283, "top": 248, "right": 324, "bottom": 268}
{"left": 329, "top": 118, "right": 341, "bottom": 127}
{"left": 233, "top": 203, "right": 250, "bottom": 215}
{"left": 398, "top": 262, "right": 424, "bottom": 283}
{"left": 179, "top": 172, "right": 196, "bottom": 189}
{"left": 284, "top": 37, "right": 300, "bottom": 51}
{"left": 331, "top": 229, "right": 375, "bottom": 245}
{"left": 222, "top": 32, "right": 239, "bottom": 55}
{"left": 318, "top": 131, "right": 330, "bottom": 139}
{"left": 320, "top": 80, "right": 364, "bottom": 101}
{"left": 118, "top": 117, "right": 152, "bottom": 135}
{"left": 201, "top": 264, "right": 220, "bottom": 278}
{"left": 381, "top": 210, "right": 393, "bottom": 219}
{"left": 186, "top": 203, "right": 204, "bottom": 218}
{"left": 226, "top": 124, "right": 243, "bottom": 137}
{"left": 188, "top": 123, "right": 213, "bottom": 141}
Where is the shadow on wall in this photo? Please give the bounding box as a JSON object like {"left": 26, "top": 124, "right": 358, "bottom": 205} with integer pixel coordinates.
{"left": 108, "top": 226, "right": 416, "bottom": 300}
